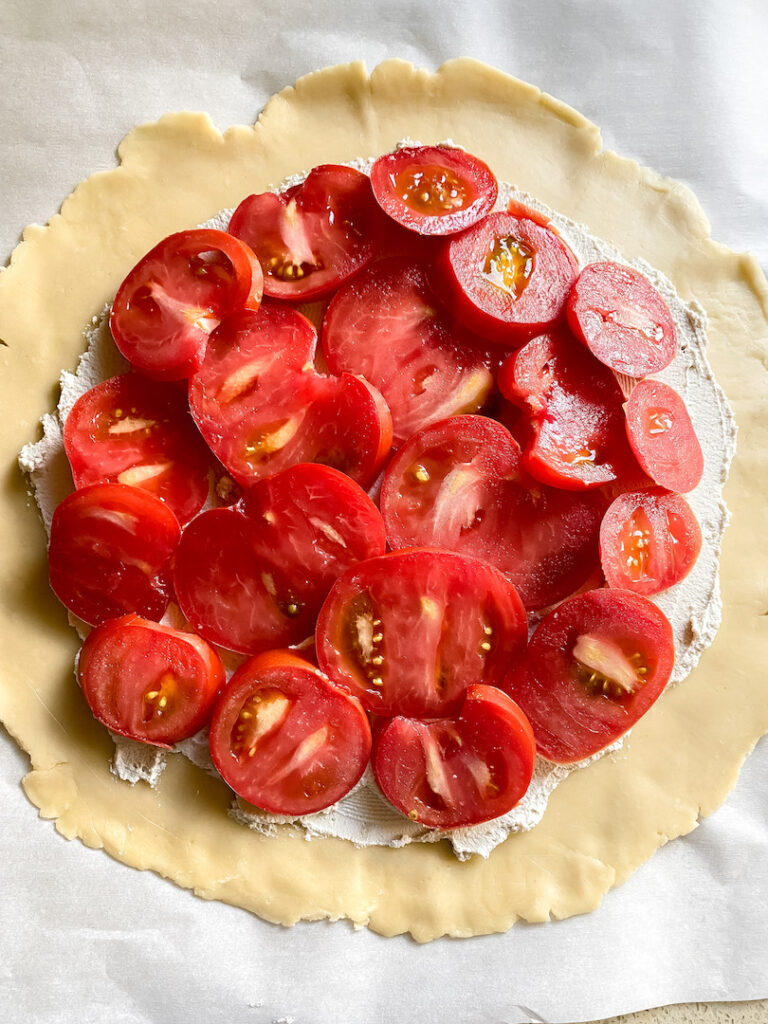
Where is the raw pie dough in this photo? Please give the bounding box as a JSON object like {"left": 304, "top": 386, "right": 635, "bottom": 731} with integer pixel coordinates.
{"left": 1, "top": 58, "right": 767, "bottom": 942}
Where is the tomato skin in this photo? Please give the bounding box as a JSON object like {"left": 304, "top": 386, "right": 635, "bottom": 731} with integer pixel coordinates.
{"left": 624, "top": 380, "right": 704, "bottom": 493}
{"left": 567, "top": 262, "right": 677, "bottom": 377}
{"left": 370, "top": 145, "right": 498, "bottom": 237}
{"left": 48, "top": 483, "right": 180, "bottom": 626}
{"left": 380, "top": 414, "right": 604, "bottom": 610}
{"left": 228, "top": 165, "right": 382, "bottom": 301}
{"left": 78, "top": 615, "right": 224, "bottom": 747}
{"left": 600, "top": 488, "right": 702, "bottom": 595}
{"left": 437, "top": 210, "right": 579, "bottom": 345}
{"left": 208, "top": 650, "right": 371, "bottom": 815}
{"left": 503, "top": 589, "right": 675, "bottom": 763}
{"left": 316, "top": 548, "right": 528, "bottom": 719}
{"left": 372, "top": 684, "right": 536, "bottom": 829}
{"left": 110, "top": 229, "right": 263, "bottom": 381}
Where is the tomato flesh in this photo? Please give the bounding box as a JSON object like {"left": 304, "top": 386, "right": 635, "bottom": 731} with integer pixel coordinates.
{"left": 503, "top": 589, "right": 675, "bottom": 763}
{"left": 110, "top": 229, "right": 263, "bottom": 380}
{"left": 625, "top": 380, "right": 704, "bottom": 493}
{"left": 209, "top": 650, "right": 371, "bottom": 815}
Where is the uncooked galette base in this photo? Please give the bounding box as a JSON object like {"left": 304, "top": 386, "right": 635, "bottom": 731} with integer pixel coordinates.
{"left": 1, "top": 58, "right": 767, "bottom": 942}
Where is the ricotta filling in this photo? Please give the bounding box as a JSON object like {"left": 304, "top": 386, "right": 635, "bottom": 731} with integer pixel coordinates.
{"left": 19, "top": 145, "right": 736, "bottom": 860}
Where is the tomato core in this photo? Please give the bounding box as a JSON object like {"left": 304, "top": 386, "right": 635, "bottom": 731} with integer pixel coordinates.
{"left": 573, "top": 634, "right": 646, "bottom": 698}
{"left": 481, "top": 235, "right": 535, "bottom": 298}
{"left": 645, "top": 407, "right": 674, "bottom": 435}
{"left": 231, "top": 689, "right": 292, "bottom": 762}
{"left": 394, "top": 164, "right": 472, "bottom": 215}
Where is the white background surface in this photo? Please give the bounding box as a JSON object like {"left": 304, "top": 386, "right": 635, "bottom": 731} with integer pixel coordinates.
{"left": 1, "top": 1, "right": 767, "bottom": 1022}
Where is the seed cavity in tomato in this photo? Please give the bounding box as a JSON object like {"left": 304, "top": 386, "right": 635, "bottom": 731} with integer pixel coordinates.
{"left": 572, "top": 634, "right": 646, "bottom": 698}
{"left": 231, "top": 690, "right": 292, "bottom": 762}
{"left": 395, "top": 164, "right": 471, "bottom": 215}
{"left": 482, "top": 236, "right": 534, "bottom": 298}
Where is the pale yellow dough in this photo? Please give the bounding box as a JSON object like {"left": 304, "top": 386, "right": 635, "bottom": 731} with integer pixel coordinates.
{"left": 1, "top": 58, "right": 767, "bottom": 942}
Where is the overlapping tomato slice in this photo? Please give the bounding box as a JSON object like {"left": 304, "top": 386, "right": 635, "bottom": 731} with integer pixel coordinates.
{"left": 625, "top": 380, "right": 704, "bottom": 493}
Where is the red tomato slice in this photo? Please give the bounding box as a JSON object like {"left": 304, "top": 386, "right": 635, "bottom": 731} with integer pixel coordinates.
{"left": 48, "top": 483, "right": 180, "bottom": 626}
{"left": 110, "top": 229, "right": 263, "bottom": 381}
{"left": 372, "top": 684, "right": 535, "bottom": 828}
{"left": 600, "top": 488, "right": 702, "bottom": 595}
{"left": 504, "top": 589, "right": 675, "bottom": 763}
{"left": 437, "top": 209, "right": 579, "bottom": 345}
{"left": 63, "top": 373, "right": 213, "bottom": 525}
{"left": 380, "top": 415, "right": 603, "bottom": 610}
{"left": 78, "top": 614, "right": 224, "bottom": 747}
{"left": 228, "top": 165, "right": 382, "bottom": 301}
{"left": 316, "top": 548, "right": 528, "bottom": 719}
{"left": 625, "top": 380, "right": 704, "bottom": 493}
{"left": 321, "top": 258, "right": 494, "bottom": 445}
{"left": 189, "top": 305, "right": 392, "bottom": 488}
{"left": 567, "top": 262, "right": 677, "bottom": 377}
{"left": 499, "top": 331, "right": 638, "bottom": 490}
{"left": 174, "top": 463, "right": 386, "bottom": 654}
{"left": 370, "top": 145, "right": 498, "bottom": 236}
{"left": 209, "top": 650, "right": 371, "bottom": 815}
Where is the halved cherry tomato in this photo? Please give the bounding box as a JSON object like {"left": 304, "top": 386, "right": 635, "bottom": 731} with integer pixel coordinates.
{"left": 372, "top": 684, "right": 535, "bottom": 828}
{"left": 174, "top": 463, "right": 386, "bottom": 655}
{"left": 625, "top": 380, "right": 704, "bottom": 493}
{"left": 499, "top": 330, "right": 638, "bottom": 490}
{"left": 504, "top": 589, "right": 675, "bottom": 763}
{"left": 370, "top": 145, "right": 498, "bottom": 237}
{"left": 63, "top": 373, "right": 213, "bottom": 525}
{"left": 567, "top": 262, "right": 677, "bottom": 377}
{"left": 316, "top": 548, "right": 527, "bottom": 719}
{"left": 78, "top": 615, "right": 224, "bottom": 747}
{"left": 437, "top": 209, "right": 579, "bottom": 345}
{"left": 380, "top": 415, "right": 603, "bottom": 610}
{"left": 321, "top": 258, "right": 494, "bottom": 444}
{"left": 110, "top": 229, "right": 263, "bottom": 380}
{"left": 188, "top": 305, "right": 392, "bottom": 488}
{"left": 228, "top": 165, "right": 382, "bottom": 301}
{"left": 209, "top": 650, "right": 371, "bottom": 815}
{"left": 600, "top": 488, "right": 702, "bottom": 595}
{"left": 48, "top": 483, "right": 180, "bottom": 626}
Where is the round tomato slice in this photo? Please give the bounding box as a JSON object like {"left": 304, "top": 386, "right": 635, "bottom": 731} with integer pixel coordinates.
{"left": 174, "top": 463, "right": 386, "bottom": 655}
{"left": 48, "top": 483, "right": 180, "bottom": 626}
{"left": 437, "top": 208, "right": 579, "bottom": 345}
{"left": 110, "top": 229, "right": 263, "bottom": 380}
{"left": 228, "top": 164, "right": 382, "bottom": 301}
{"left": 209, "top": 650, "right": 371, "bottom": 815}
{"left": 316, "top": 549, "right": 527, "bottom": 719}
{"left": 372, "top": 684, "right": 535, "bottom": 829}
{"left": 499, "top": 330, "right": 638, "bottom": 490}
{"left": 321, "top": 258, "right": 494, "bottom": 445}
{"left": 504, "top": 589, "right": 675, "bottom": 763}
{"left": 567, "top": 262, "right": 677, "bottom": 377}
{"left": 78, "top": 614, "right": 224, "bottom": 747}
{"left": 380, "top": 415, "right": 603, "bottom": 610}
{"left": 370, "top": 145, "right": 498, "bottom": 237}
{"left": 600, "top": 488, "right": 702, "bottom": 595}
{"left": 189, "top": 305, "right": 392, "bottom": 488}
{"left": 63, "top": 373, "right": 213, "bottom": 525}
{"left": 625, "top": 380, "right": 704, "bottom": 493}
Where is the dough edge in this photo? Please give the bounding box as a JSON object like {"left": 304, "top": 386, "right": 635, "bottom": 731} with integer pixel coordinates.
{"left": 1, "top": 57, "right": 767, "bottom": 943}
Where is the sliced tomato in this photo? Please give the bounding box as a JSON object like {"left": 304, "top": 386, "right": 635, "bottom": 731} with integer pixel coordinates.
{"left": 380, "top": 415, "right": 603, "bottom": 610}
{"left": 567, "top": 262, "right": 677, "bottom": 377}
{"left": 372, "top": 684, "right": 535, "bottom": 828}
{"left": 188, "top": 305, "right": 392, "bottom": 488}
{"left": 63, "top": 373, "right": 213, "bottom": 525}
{"left": 48, "top": 483, "right": 180, "bottom": 626}
{"left": 110, "top": 229, "right": 263, "bottom": 380}
{"left": 625, "top": 380, "right": 704, "bottom": 493}
{"left": 600, "top": 488, "right": 702, "bottom": 595}
{"left": 78, "top": 614, "right": 224, "bottom": 746}
{"left": 208, "top": 650, "right": 371, "bottom": 815}
{"left": 228, "top": 165, "right": 382, "bottom": 301}
{"left": 504, "top": 589, "right": 675, "bottom": 763}
{"left": 499, "top": 330, "right": 638, "bottom": 490}
{"left": 316, "top": 548, "right": 527, "bottom": 719}
{"left": 321, "top": 258, "right": 494, "bottom": 445}
{"left": 370, "top": 145, "right": 498, "bottom": 236}
{"left": 174, "top": 463, "right": 386, "bottom": 655}
{"left": 437, "top": 209, "right": 579, "bottom": 345}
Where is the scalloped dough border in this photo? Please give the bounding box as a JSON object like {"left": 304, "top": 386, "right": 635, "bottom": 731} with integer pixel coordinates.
{"left": 1, "top": 58, "right": 767, "bottom": 942}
